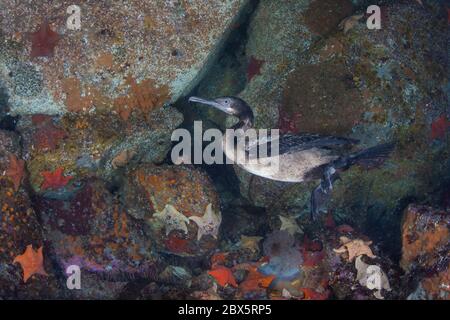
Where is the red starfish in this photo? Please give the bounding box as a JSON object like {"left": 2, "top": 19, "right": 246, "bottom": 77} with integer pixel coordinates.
{"left": 300, "top": 288, "right": 329, "bottom": 300}
{"left": 247, "top": 56, "right": 265, "bottom": 82}
{"left": 431, "top": 115, "right": 449, "bottom": 140}
{"left": 30, "top": 21, "right": 60, "bottom": 58}
{"left": 5, "top": 154, "right": 25, "bottom": 191}
{"left": 40, "top": 167, "right": 73, "bottom": 190}
{"left": 238, "top": 266, "right": 275, "bottom": 294}
{"left": 208, "top": 266, "right": 238, "bottom": 288}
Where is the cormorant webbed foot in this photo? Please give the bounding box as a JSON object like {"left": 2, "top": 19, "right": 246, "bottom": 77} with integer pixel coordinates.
{"left": 322, "top": 165, "right": 337, "bottom": 194}
{"left": 310, "top": 170, "right": 340, "bottom": 221}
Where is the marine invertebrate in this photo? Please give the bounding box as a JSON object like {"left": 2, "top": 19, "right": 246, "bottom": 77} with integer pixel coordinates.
{"left": 237, "top": 264, "right": 275, "bottom": 296}
{"left": 114, "top": 75, "right": 170, "bottom": 121}
{"left": 261, "top": 231, "right": 303, "bottom": 279}
{"left": 279, "top": 215, "right": 302, "bottom": 236}
{"left": 300, "top": 288, "right": 329, "bottom": 300}
{"left": 208, "top": 266, "right": 237, "bottom": 288}
{"left": 189, "top": 203, "right": 221, "bottom": 241}
{"left": 247, "top": 56, "right": 265, "bottom": 82}
{"left": 333, "top": 236, "right": 376, "bottom": 262}
{"left": 40, "top": 167, "right": 73, "bottom": 190}
{"left": 13, "top": 245, "right": 48, "bottom": 283}
{"left": 355, "top": 256, "right": 391, "bottom": 299}
{"left": 431, "top": 115, "right": 449, "bottom": 140}
{"left": 30, "top": 21, "right": 60, "bottom": 58}
{"left": 153, "top": 204, "right": 190, "bottom": 236}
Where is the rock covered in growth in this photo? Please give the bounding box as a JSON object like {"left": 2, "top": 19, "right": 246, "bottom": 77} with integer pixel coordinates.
{"left": 240, "top": 0, "right": 355, "bottom": 129}
{"left": 69, "top": 273, "right": 128, "bottom": 300}
{"left": 0, "top": 0, "right": 250, "bottom": 115}
{"left": 34, "top": 179, "right": 161, "bottom": 283}
{"left": 121, "top": 165, "right": 221, "bottom": 257}
{"left": 281, "top": 1, "right": 447, "bottom": 141}
{"left": 324, "top": 224, "right": 399, "bottom": 300}
{"left": 0, "top": 130, "right": 21, "bottom": 163}
{"left": 401, "top": 204, "right": 449, "bottom": 300}
{"left": 0, "top": 130, "right": 63, "bottom": 298}
{"left": 0, "top": 178, "right": 64, "bottom": 299}
{"left": 17, "top": 106, "right": 182, "bottom": 194}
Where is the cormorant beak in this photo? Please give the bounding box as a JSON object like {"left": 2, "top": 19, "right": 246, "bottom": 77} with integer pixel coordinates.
{"left": 188, "top": 96, "right": 233, "bottom": 114}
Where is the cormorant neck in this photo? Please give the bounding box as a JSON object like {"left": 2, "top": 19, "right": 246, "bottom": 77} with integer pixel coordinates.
{"left": 232, "top": 114, "right": 254, "bottom": 131}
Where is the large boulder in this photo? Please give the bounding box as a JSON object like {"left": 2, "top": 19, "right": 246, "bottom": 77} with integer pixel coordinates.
{"left": 0, "top": 130, "right": 64, "bottom": 299}
{"left": 17, "top": 106, "right": 183, "bottom": 194}
{"left": 121, "top": 165, "right": 221, "bottom": 258}
{"left": 34, "top": 179, "right": 160, "bottom": 280}
{"left": 240, "top": 0, "right": 355, "bottom": 129}
{"left": 0, "top": 0, "right": 250, "bottom": 115}
{"left": 401, "top": 205, "right": 449, "bottom": 300}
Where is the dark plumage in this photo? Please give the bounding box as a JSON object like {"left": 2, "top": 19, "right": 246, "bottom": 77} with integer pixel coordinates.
{"left": 188, "top": 96, "right": 395, "bottom": 220}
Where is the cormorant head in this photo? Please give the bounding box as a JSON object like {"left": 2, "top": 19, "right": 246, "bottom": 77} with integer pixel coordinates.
{"left": 188, "top": 96, "right": 254, "bottom": 126}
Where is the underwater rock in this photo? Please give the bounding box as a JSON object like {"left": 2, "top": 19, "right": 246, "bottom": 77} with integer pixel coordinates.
{"left": 220, "top": 205, "right": 269, "bottom": 244}
{"left": 34, "top": 179, "right": 161, "bottom": 282}
{"left": 0, "top": 0, "right": 250, "bottom": 115}
{"left": 0, "top": 130, "right": 21, "bottom": 163}
{"left": 0, "top": 176, "right": 64, "bottom": 299}
{"left": 0, "top": 130, "right": 65, "bottom": 298}
{"left": 240, "top": 0, "right": 354, "bottom": 129}
{"left": 401, "top": 204, "right": 449, "bottom": 300}
{"left": 69, "top": 273, "right": 128, "bottom": 300}
{"left": 121, "top": 164, "right": 221, "bottom": 258}
{"left": 17, "top": 106, "right": 182, "bottom": 194}
{"left": 304, "top": 222, "right": 401, "bottom": 300}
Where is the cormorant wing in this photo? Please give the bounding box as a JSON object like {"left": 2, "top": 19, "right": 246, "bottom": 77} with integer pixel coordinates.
{"left": 245, "top": 133, "right": 358, "bottom": 158}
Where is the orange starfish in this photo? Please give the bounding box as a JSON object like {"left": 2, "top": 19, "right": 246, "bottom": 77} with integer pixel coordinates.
{"left": 5, "top": 154, "right": 25, "bottom": 191}
{"left": 40, "top": 167, "right": 73, "bottom": 190}
{"left": 211, "top": 252, "right": 228, "bottom": 268}
{"left": 208, "top": 266, "right": 238, "bottom": 288}
{"left": 239, "top": 266, "right": 275, "bottom": 294}
{"left": 300, "top": 288, "right": 330, "bottom": 300}
{"left": 13, "top": 245, "right": 48, "bottom": 283}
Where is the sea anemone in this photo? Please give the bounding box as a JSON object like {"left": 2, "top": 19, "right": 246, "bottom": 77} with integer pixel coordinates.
{"left": 260, "top": 231, "right": 303, "bottom": 279}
